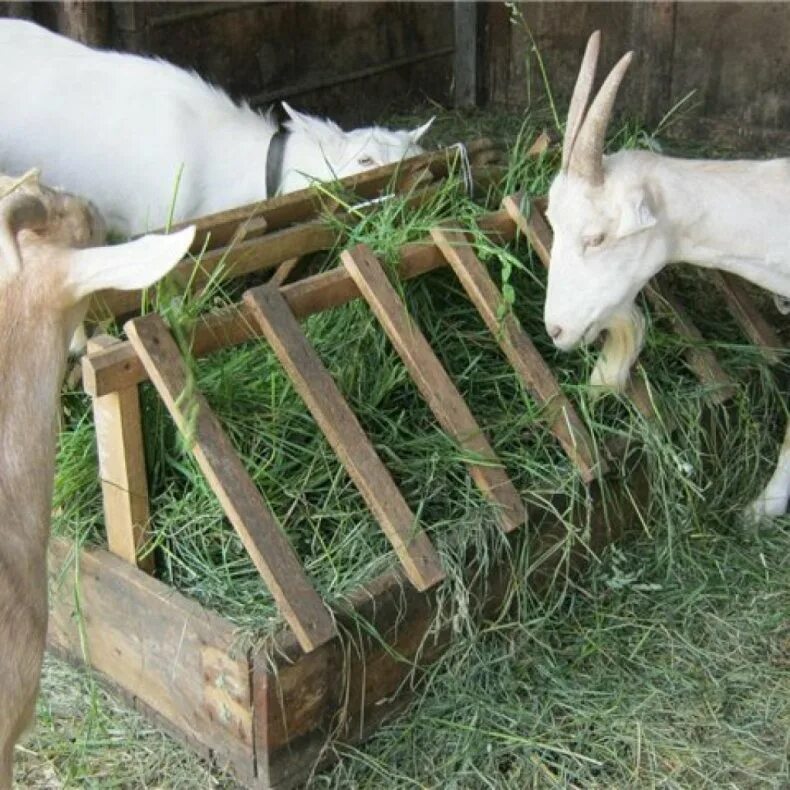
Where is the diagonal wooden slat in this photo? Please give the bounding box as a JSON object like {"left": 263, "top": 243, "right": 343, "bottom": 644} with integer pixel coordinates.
{"left": 430, "top": 225, "right": 605, "bottom": 483}
{"left": 644, "top": 279, "right": 736, "bottom": 403}
{"left": 125, "top": 313, "right": 336, "bottom": 653}
{"left": 503, "top": 193, "right": 736, "bottom": 405}
{"left": 243, "top": 285, "right": 445, "bottom": 592}
{"left": 708, "top": 270, "right": 782, "bottom": 364}
{"left": 342, "top": 244, "right": 526, "bottom": 533}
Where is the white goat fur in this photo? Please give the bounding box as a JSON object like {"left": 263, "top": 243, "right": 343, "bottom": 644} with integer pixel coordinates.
{"left": 0, "top": 20, "right": 432, "bottom": 237}
{"left": 544, "top": 31, "right": 790, "bottom": 519}
{"left": 0, "top": 172, "right": 194, "bottom": 788}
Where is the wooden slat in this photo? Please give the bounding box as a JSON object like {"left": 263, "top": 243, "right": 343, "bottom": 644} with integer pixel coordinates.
{"left": 86, "top": 334, "right": 154, "bottom": 572}
{"left": 342, "top": 245, "right": 526, "bottom": 533}
{"left": 165, "top": 138, "right": 499, "bottom": 252}
{"left": 503, "top": 193, "right": 551, "bottom": 262}
{"left": 708, "top": 270, "right": 782, "bottom": 363}
{"left": 645, "top": 279, "right": 736, "bottom": 402}
{"left": 244, "top": 286, "right": 445, "bottom": 591}
{"left": 82, "top": 208, "right": 518, "bottom": 398}
{"left": 125, "top": 313, "right": 336, "bottom": 652}
{"left": 430, "top": 225, "right": 604, "bottom": 482}
{"left": 96, "top": 179, "right": 452, "bottom": 319}
{"left": 97, "top": 220, "right": 335, "bottom": 317}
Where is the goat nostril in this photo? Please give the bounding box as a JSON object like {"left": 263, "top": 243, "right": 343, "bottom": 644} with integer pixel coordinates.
{"left": 547, "top": 324, "right": 563, "bottom": 341}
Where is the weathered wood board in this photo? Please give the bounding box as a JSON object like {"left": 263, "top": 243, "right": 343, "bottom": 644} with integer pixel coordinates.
{"left": 126, "top": 313, "right": 337, "bottom": 652}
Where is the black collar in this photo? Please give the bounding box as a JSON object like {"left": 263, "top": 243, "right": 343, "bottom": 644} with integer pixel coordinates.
{"left": 266, "top": 126, "right": 289, "bottom": 198}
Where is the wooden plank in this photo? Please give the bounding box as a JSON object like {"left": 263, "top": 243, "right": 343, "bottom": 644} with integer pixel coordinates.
{"left": 97, "top": 220, "right": 335, "bottom": 318}
{"left": 342, "top": 245, "right": 525, "bottom": 533}
{"left": 244, "top": 286, "right": 445, "bottom": 592}
{"left": 430, "top": 225, "right": 604, "bottom": 483}
{"left": 503, "top": 193, "right": 551, "bottom": 263}
{"left": 86, "top": 335, "right": 154, "bottom": 573}
{"left": 125, "top": 313, "right": 336, "bottom": 652}
{"left": 164, "top": 139, "right": 499, "bottom": 253}
{"left": 268, "top": 256, "right": 302, "bottom": 288}
{"left": 47, "top": 538, "right": 256, "bottom": 785}
{"left": 82, "top": 208, "right": 518, "bottom": 398}
{"left": 645, "top": 279, "right": 736, "bottom": 403}
{"left": 708, "top": 270, "right": 783, "bottom": 363}
{"left": 96, "top": 178, "right": 454, "bottom": 319}
{"left": 454, "top": 0, "right": 478, "bottom": 107}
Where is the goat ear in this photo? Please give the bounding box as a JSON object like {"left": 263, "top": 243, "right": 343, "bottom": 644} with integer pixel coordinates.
{"left": 616, "top": 191, "right": 656, "bottom": 238}
{"left": 410, "top": 117, "right": 435, "bottom": 143}
{"left": 67, "top": 226, "right": 195, "bottom": 302}
{"left": 281, "top": 101, "right": 342, "bottom": 139}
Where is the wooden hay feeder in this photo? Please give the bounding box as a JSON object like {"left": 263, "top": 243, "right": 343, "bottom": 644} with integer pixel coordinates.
{"left": 47, "top": 139, "right": 784, "bottom": 788}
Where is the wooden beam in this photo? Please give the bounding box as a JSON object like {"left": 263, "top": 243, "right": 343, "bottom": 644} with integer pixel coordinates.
{"left": 164, "top": 139, "right": 499, "bottom": 253}
{"left": 430, "top": 225, "right": 604, "bottom": 483}
{"left": 86, "top": 335, "right": 154, "bottom": 573}
{"left": 454, "top": 0, "right": 478, "bottom": 108}
{"left": 95, "top": 178, "right": 456, "bottom": 319}
{"left": 244, "top": 286, "right": 445, "bottom": 592}
{"left": 708, "top": 270, "right": 782, "bottom": 364}
{"left": 125, "top": 313, "right": 336, "bottom": 652}
{"left": 82, "top": 208, "right": 518, "bottom": 398}
{"left": 342, "top": 245, "right": 526, "bottom": 533}
{"left": 645, "top": 279, "right": 736, "bottom": 402}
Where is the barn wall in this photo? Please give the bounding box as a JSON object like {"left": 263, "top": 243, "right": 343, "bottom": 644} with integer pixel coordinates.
{"left": 1, "top": 1, "right": 453, "bottom": 126}
{"left": 483, "top": 1, "right": 790, "bottom": 151}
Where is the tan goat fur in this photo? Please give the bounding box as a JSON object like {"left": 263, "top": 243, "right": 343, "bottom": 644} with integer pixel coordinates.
{"left": 0, "top": 173, "right": 193, "bottom": 787}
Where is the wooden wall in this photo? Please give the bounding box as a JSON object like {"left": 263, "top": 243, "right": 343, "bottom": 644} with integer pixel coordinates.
{"left": 8, "top": 2, "right": 790, "bottom": 150}
{"left": 1, "top": 1, "right": 453, "bottom": 126}
{"left": 482, "top": 1, "right": 790, "bottom": 151}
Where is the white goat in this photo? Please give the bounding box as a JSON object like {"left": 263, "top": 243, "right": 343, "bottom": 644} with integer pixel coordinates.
{"left": 544, "top": 30, "right": 790, "bottom": 520}
{"left": 0, "top": 171, "right": 194, "bottom": 788}
{"left": 0, "top": 20, "right": 433, "bottom": 237}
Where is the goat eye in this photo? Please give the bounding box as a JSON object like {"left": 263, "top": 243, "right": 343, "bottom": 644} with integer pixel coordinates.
{"left": 358, "top": 156, "right": 377, "bottom": 167}
{"left": 584, "top": 233, "right": 605, "bottom": 250}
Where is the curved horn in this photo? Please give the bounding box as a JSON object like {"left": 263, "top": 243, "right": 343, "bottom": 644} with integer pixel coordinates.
{"left": 561, "top": 30, "right": 601, "bottom": 172}
{"left": 568, "top": 50, "right": 634, "bottom": 185}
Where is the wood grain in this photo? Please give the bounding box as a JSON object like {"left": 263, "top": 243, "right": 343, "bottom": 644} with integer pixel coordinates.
{"left": 47, "top": 538, "right": 255, "bottom": 783}
{"left": 83, "top": 208, "right": 518, "bottom": 398}
{"left": 86, "top": 334, "right": 154, "bottom": 572}
{"left": 342, "top": 244, "right": 526, "bottom": 532}
{"left": 125, "top": 313, "right": 336, "bottom": 652}
{"left": 244, "top": 286, "right": 445, "bottom": 591}
{"left": 431, "top": 225, "right": 604, "bottom": 482}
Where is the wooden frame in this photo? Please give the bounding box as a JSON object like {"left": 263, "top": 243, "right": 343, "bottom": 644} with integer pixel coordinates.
{"left": 49, "top": 149, "right": 782, "bottom": 788}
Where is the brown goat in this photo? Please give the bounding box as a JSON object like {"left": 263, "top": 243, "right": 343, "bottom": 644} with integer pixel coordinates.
{"left": 0, "top": 171, "right": 194, "bottom": 787}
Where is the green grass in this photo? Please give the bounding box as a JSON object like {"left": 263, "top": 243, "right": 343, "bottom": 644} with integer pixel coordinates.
{"left": 29, "top": 102, "right": 790, "bottom": 787}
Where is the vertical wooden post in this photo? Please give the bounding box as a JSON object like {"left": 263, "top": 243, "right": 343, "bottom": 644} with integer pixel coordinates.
{"left": 57, "top": 1, "right": 110, "bottom": 46}
{"left": 85, "top": 335, "right": 154, "bottom": 573}
{"left": 454, "top": 0, "right": 478, "bottom": 108}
